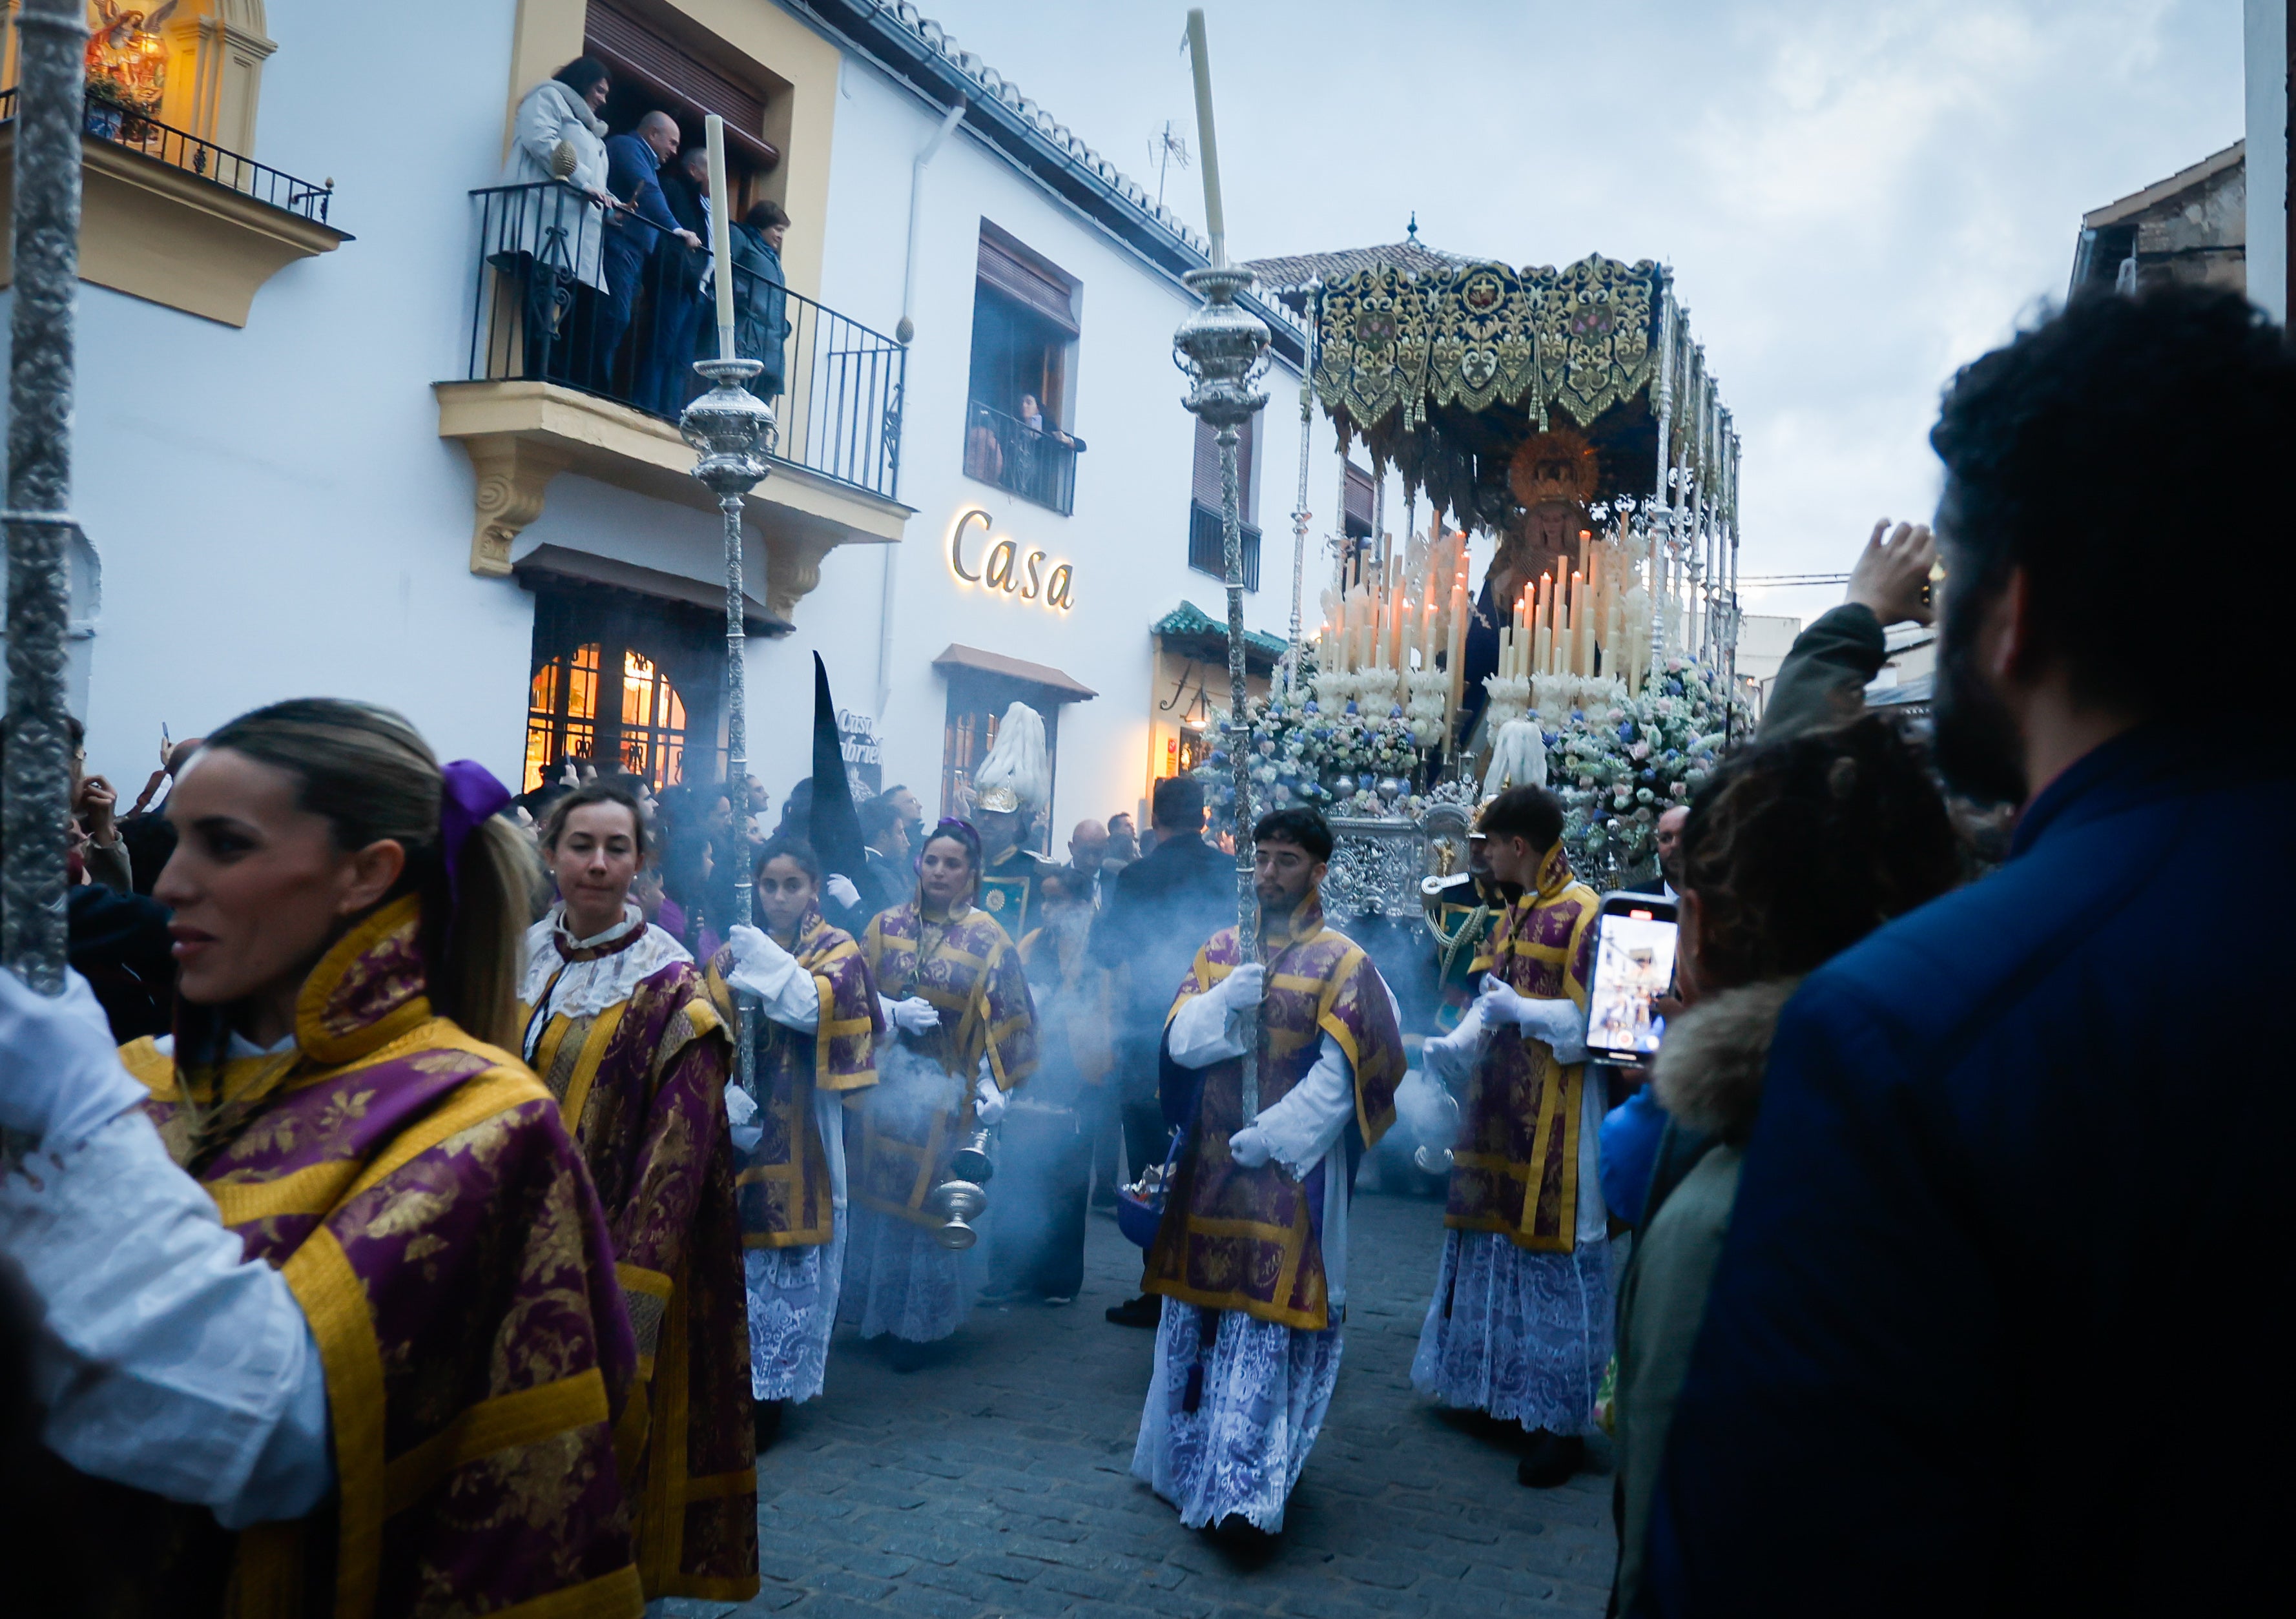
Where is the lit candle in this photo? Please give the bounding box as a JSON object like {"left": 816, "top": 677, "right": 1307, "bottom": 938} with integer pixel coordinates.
{"left": 706, "top": 115, "right": 736, "bottom": 361}
{"left": 1571, "top": 570, "right": 1586, "bottom": 676}
{"left": 1445, "top": 566, "right": 1468, "bottom": 738}
{"left": 1184, "top": 10, "right": 1227, "bottom": 267}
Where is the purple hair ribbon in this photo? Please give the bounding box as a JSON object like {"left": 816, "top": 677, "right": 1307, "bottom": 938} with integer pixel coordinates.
{"left": 439, "top": 759, "right": 514, "bottom": 908}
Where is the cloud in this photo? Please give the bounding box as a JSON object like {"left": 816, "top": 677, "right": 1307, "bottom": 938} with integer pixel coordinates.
{"left": 911, "top": 0, "right": 2243, "bottom": 595}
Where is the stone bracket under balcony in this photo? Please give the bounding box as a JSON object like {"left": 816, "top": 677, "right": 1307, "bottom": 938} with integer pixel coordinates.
{"left": 0, "top": 125, "right": 347, "bottom": 327}
{"left": 433, "top": 379, "right": 911, "bottom": 626}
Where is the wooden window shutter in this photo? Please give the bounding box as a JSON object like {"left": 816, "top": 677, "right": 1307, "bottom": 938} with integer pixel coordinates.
{"left": 1194, "top": 417, "right": 1257, "bottom": 514}
{"left": 585, "top": 1, "right": 778, "bottom": 166}
{"left": 1343, "top": 462, "right": 1374, "bottom": 530}
{"left": 978, "top": 232, "right": 1079, "bottom": 335}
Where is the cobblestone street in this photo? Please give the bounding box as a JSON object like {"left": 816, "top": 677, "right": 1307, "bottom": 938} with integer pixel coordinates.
{"left": 677, "top": 1184, "right": 1616, "bottom": 1619}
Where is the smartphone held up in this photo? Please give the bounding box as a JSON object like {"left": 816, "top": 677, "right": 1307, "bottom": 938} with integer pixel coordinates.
{"left": 1583, "top": 891, "right": 1681, "bottom": 1064}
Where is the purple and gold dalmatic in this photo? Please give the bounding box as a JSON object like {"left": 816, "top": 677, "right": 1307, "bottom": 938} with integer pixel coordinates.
{"left": 705, "top": 905, "right": 881, "bottom": 1246}
{"left": 1448, "top": 842, "right": 1600, "bottom": 1251}
{"left": 1142, "top": 899, "right": 1406, "bottom": 1331}
{"left": 856, "top": 901, "right": 1037, "bottom": 1225}
{"left": 517, "top": 920, "right": 757, "bottom": 1602}
{"left": 117, "top": 894, "right": 643, "bottom": 1619}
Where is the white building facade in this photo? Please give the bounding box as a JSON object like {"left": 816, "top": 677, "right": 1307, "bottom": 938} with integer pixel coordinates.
{"left": 10, "top": 0, "right": 1347, "bottom": 843}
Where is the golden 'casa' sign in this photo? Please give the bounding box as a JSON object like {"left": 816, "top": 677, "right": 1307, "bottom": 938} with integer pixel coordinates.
{"left": 947, "top": 508, "right": 1075, "bottom": 610}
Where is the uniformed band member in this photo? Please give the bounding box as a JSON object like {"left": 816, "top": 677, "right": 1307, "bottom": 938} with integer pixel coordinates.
{"left": 970, "top": 701, "right": 1058, "bottom": 939}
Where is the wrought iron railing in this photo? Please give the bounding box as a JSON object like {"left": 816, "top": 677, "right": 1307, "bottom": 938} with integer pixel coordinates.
{"left": 962, "top": 398, "right": 1081, "bottom": 515}
{"left": 462, "top": 181, "right": 907, "bottom": 503}
{"left": 0, "top": 87, "right": 336, "bottom": 223}
{"left": 1186, "top": 498, "right": 1261, "bottom": 592}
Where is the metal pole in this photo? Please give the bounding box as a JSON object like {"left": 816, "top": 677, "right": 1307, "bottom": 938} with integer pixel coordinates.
{"left": 1174, "top": 265, "right": 1270, "bottom": 1122}
{"left": 1177, "top": 13, "right": 1271, "bottom": 1123}
{"left": 1283, "top": 286, "right": 1319, "bottom": 696}
{"left": 1648, "top": 280, "right": 1676, "bottom": 671}
{"left": 681, "top": 356, "right": 774, "bottom": 1093}
{"left": 3, "top": 0, "right": 88, "bottom": 993}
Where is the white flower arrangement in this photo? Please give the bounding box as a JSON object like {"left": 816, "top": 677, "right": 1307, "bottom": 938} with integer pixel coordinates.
{"left": 1481, "top": 672, "right": 1531, "bottom": 730}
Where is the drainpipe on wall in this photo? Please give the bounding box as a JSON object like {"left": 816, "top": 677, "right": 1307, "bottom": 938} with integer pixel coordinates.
{"left": 880, "top": 98, "right": 968, "bottom": 721}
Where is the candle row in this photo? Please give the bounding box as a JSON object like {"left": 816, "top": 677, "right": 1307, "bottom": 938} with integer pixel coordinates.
{"left": 1312, "top": 515, "right": 1474, "bottom": 748}
{"left": 1493, "top": 526, "right": 1658, "bottom": 696}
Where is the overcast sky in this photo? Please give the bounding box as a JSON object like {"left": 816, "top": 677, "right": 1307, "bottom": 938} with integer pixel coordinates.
{"left": 911, "top": 0, "right": 2247, "bottom": 625}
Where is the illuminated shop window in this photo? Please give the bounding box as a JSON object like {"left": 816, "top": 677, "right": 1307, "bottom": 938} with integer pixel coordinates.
{"left": 524, "top": 642, "right": 688, "bottom": 791}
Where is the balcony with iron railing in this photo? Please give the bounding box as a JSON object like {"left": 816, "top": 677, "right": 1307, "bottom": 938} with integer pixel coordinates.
{"left": 0, "top": 85, "right": 349, "bottom": 325}
{"left": 1186, "top": 498, "right": 1261, "bottom": 592}
{"left": 0, "top": 85, "right": 338, "bottom": 221}
{"left": 962, "top": 398, "right": 1082, "bottom": 516}
{"left": 459, "top": 181, "right": 905, "bottom": 500}
{"left": 437, "top": 181, "right": 913, "bottom": 615}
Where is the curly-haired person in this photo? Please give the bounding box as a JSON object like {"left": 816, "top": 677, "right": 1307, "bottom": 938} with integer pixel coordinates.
{"left": 1610, "top": 715, "right": 1960, "bottom": 1613}
{"left": 1639, "top": 285, "right": 2296, "bottom": 1617}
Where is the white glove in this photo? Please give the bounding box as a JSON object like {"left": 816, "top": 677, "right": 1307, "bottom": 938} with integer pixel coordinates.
{"left": 728, "top": 922, "right": 793, "bottom": 978}
{"left": 1477, "top": 974, "right": 1589, "bottom": 1065}
{"left": 823, "top": 873, "right": 861, "bottom": 909}
{"left": 0, "top": 967, "right": 143, "bottom": 1151}
{"left": 1226, "top": 1124, "right": 1272, "bottom": 1168}
{"left": 1211, "top": 962, "right": 1265, "bottom": 1011}
{"left": 885, "top": 995, "right": 940, "bottom": 1037}
{"left": 722, "top": 1082, "right": 763, "bottom": 1155}
{"left": 972, "top": 1069, "right": 1008, "bottom": 1128}
{"left": 1422, "top": 1001, "right": 1493, "bottom": 1086}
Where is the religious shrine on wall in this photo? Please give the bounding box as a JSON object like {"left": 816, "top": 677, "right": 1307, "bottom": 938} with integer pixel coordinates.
{"left": 1209, "top": 238, "right": 1750, "bottom": 909}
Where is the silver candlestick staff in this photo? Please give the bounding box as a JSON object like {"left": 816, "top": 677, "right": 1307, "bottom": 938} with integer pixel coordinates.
{"left": 1178, "top": 9, "right": 1272, "bottom": 1122}
{"left": 683, "top": 114, "right": 775, "bottom": 1095}
{"left": 3, "top": 0, "right": 88, "bottom": 993}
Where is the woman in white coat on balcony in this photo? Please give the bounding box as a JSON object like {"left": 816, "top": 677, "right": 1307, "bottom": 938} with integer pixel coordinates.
{"left": 495, "top": 57, "right": 617, "bottom": 385}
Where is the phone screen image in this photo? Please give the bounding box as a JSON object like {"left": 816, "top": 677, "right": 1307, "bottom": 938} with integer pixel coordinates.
{"left": 1586, "top": 908, "right": 1680, "bottom": 1060}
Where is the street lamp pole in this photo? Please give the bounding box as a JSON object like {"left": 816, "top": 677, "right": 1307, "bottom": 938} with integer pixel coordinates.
{"left": 3, "top": 0, "right": 89, "bottom": 993}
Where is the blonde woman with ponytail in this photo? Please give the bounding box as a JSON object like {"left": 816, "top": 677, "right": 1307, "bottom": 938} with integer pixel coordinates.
{"left": 1, "top": 699, "right": 646, "bottom": 1619}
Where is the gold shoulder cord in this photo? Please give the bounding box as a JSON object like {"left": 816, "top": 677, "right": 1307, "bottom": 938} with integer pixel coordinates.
{"left": 1431, "top": 904, "right": 1492, "bottom": 985}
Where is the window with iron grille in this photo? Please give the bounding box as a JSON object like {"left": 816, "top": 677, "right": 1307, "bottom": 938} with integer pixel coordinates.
{"left": 1187, "top": 414, "right": 1262, "bottom": 590}
{"left": 964, "top": 224, "right": 1084, "bottom": 514}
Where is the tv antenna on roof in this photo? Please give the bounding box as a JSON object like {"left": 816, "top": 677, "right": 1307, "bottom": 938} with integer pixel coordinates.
{"left": 1149, "top": 119, "right": 1192, "bottom": 210}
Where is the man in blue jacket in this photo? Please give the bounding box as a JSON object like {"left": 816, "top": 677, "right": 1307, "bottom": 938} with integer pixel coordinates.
{"left": 1640, "top": 286, "right": 2294, "bottom": 1615}
{"left": 597, "top": 110, "right": 699, "bottom": 397}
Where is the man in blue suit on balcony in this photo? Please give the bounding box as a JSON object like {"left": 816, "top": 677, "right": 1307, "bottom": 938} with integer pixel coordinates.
{"left": 598, "top": 110, "right": 699, "bottom": 399}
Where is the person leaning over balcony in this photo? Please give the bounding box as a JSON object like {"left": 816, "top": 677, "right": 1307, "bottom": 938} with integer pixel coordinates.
{"left": 501, "top": 57, "right": 615, "bottom": 387}
{"left": 639, "top": 145, "right": 713, "bottom": 418}
{"left": 601, "top": 112, "right": 703, "bottom": 400}
{"left": 723, "top": 200, "right": 793, "bottom": 400}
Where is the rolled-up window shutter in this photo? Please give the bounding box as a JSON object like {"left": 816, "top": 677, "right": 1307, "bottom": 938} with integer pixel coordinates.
{"left": 585, "top": 1, "right": 778, "bottom": 168}
{"left": 1343, "top": 462, "right": 1374, "bottom": 533}
{"left": 1193, "top": 415, "right": 1258, "bottom": 517}
{"left": 978, "top": 234, "right": 1079, "bottom": 335}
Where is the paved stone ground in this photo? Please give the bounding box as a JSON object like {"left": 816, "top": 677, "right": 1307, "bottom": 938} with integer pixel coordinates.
{"left": 670, "top": 1182, "right": 1617, "bottom": 1618}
